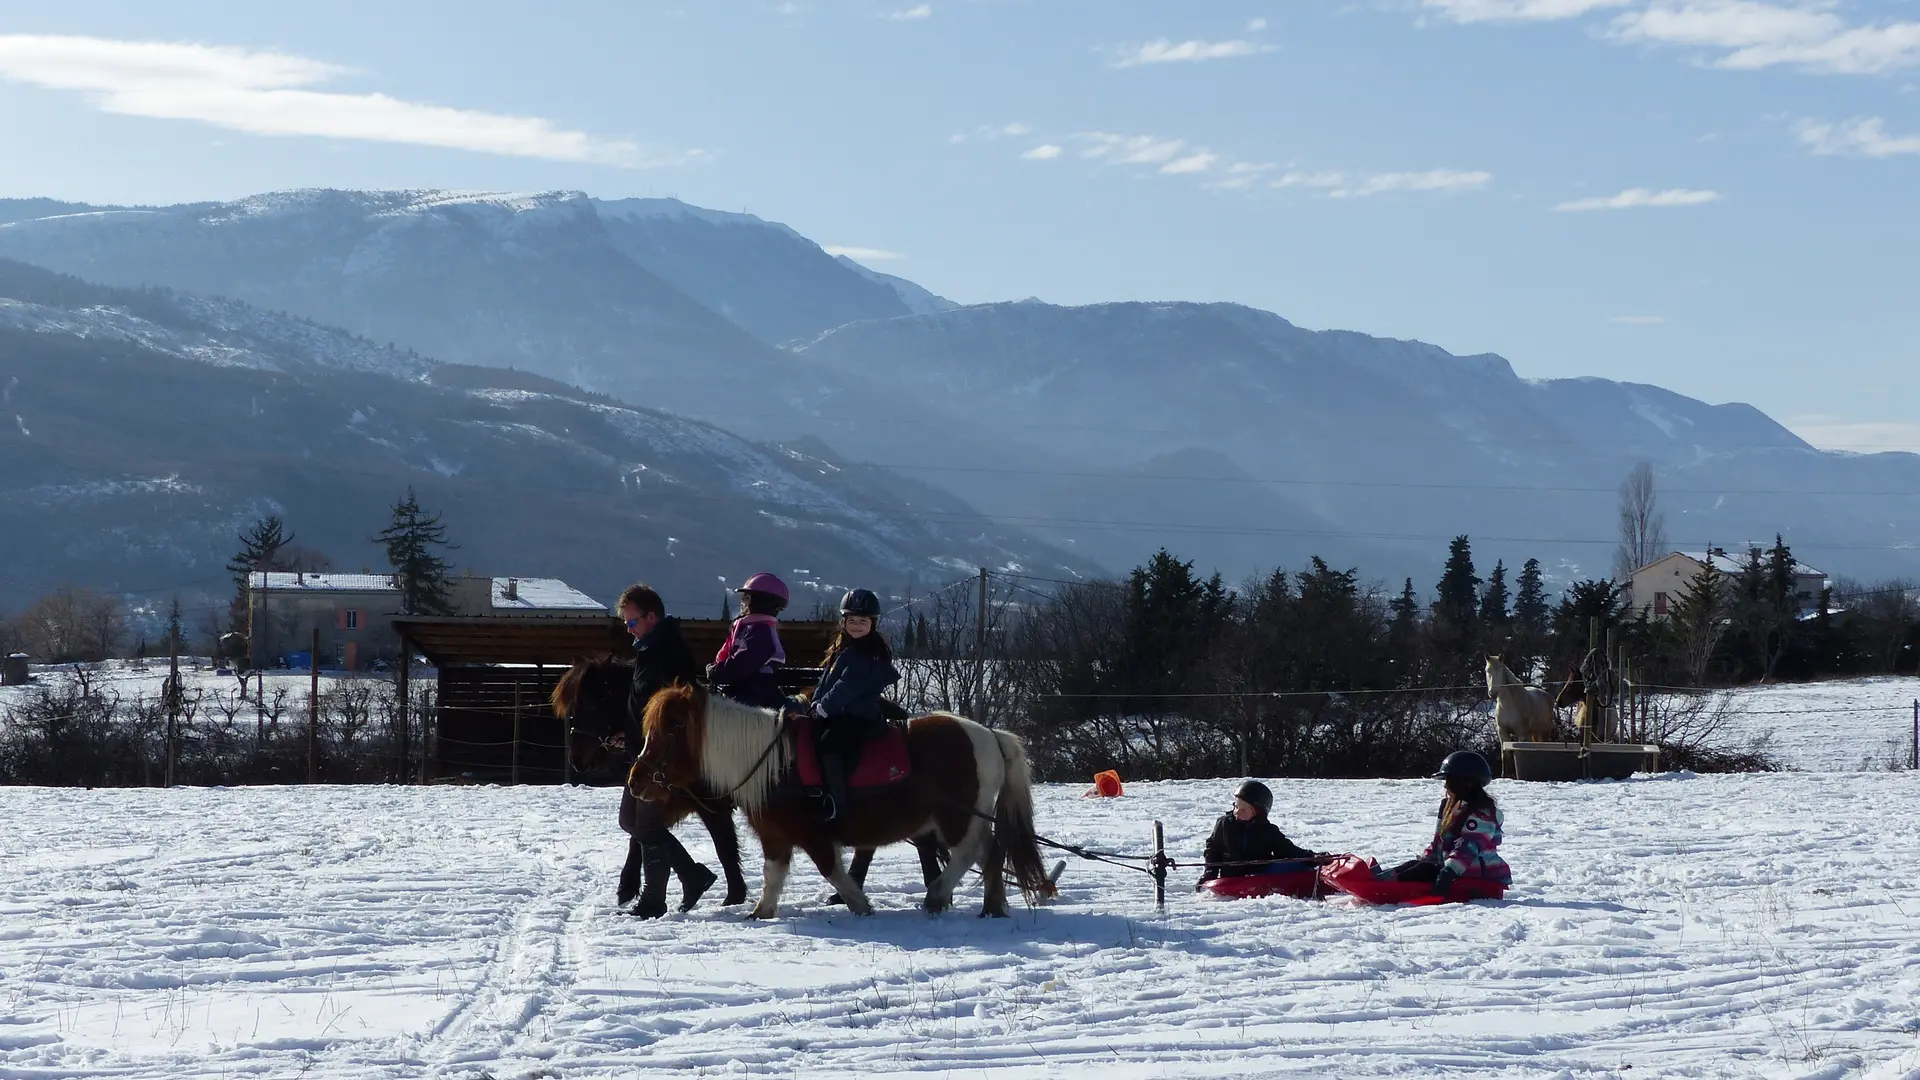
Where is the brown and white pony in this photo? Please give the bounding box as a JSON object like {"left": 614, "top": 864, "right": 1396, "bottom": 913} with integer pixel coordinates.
{"left": 1554, "top": 667, "right": 1595, "bottom": 740}
{"left": 633, "top": 684, "right": 1055, "bottom": 918}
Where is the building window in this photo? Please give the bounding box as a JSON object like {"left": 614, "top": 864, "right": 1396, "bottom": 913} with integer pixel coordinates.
{"left": 1654, "top": 592, "right": 1669, "bottom": 616}
{"left": 345, "top": 609, "right": 360, "bottom": 630}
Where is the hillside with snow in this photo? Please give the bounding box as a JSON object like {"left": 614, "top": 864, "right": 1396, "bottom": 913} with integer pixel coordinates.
{"left": 0, "top": 260, "right": 1089, "bottom": 612}
{"left": 3, "top": 189, "right": 1917, "bottom": 588}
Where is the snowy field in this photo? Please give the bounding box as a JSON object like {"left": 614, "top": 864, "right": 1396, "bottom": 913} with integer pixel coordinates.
{"left": 1715, "top": 677, "right": 1919, "bottom": 773}
{"left": 3, "top": 675, "right": 1920, "bottom": 1078}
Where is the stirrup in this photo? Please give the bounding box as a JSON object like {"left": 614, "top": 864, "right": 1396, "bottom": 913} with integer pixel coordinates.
{"left": 820, "top": 793, "right": 839, "bottom": 822}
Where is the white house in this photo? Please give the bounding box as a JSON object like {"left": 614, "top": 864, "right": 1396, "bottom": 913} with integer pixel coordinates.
{"left": 1627, "top": 549, "right": 1828, "bottom": 620}
{"left": 248, "top": 572, "right": 605, "bottom": 669}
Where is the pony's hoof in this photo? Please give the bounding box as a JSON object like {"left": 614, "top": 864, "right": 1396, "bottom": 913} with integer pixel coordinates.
{"left": 923, "top": 897, "right": 950, "bottom": 916}
{"left": 748, "top": 903, "right": 779, "bottom": 920}
{"left": 722, "top": 886, "right": 749, "bottom": 906}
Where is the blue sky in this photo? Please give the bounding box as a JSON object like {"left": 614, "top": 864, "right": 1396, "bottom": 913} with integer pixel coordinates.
{"left": 1, "top": 0, "right": 1916, "bottom": 451}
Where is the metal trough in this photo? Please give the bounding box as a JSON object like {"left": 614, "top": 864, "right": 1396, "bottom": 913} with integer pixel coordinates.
{"left": 1500, "top": 741, "right": 1660, "bottom": 782}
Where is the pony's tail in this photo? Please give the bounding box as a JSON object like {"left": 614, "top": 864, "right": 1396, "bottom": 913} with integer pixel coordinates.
{"left": 992, "top": 730, "right": 1057, "bottom": 904}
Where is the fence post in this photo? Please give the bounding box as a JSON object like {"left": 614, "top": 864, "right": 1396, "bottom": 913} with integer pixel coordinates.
{"left": 512, "top": 680, "right": 523, "bottom": 787}
{"left": 1152, "top": 820, "right": 1168, "bottom": 912}
{"left": 1911, "top": 699, "right": 1917, "bottom": 771}
{"left": 165, "top": 641, "right": 179, "bottom": 788}
{"left": 308, "top": 628, "right": 319, "bottom": 784}
{"left": 395, "top": 644, "right": 410, "bottom": 784}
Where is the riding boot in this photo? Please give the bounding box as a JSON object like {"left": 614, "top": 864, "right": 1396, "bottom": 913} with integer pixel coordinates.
{"left": 670, "top": 845, "right": 718, "bottom": 913}
{"left": 631, "top": 842, "right": 671, "bottom": 919}
{"left": 819, "top": 750, "right": 851, "bottom": 825}
{"left": 615, "top": 837, "right": 644, "bottom": 907}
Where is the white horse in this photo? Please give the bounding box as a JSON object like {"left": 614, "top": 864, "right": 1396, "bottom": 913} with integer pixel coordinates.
{"left": 1485, "top": 656, "right": 1559, "bottom": 745}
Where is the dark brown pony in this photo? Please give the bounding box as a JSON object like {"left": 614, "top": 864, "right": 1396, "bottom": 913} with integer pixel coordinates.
{"left": 1554, "top": 667, "right": 1593, "bottom": 738}
{"left": 553, "top": 657, "right": 748, "bottom": 906}
{"left": 634, "top": 684, "right": 1055, "bottom": 918}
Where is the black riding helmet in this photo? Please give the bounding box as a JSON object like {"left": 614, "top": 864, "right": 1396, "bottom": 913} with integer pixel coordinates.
{"left": 840, "top": 588, "right": 882, "bottom": 619}
{"left": 1435, "top": 750, "right": 1493, "bottom": 784}
{"left": 1234, "top": 780, "right": 1273, "bottom": 816}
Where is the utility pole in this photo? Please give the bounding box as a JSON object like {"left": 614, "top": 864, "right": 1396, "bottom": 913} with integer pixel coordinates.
{"left": 308, "top": 627, "right": 320, "bottom": 784}
{"left": 974, "top": 567, "right": 989, "bottom": 718}
{"left": 511, "top": 680, "right": 523, "bottom": 786}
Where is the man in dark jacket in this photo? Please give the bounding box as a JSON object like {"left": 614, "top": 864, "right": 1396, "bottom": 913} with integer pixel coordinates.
{"left": 1196, "top": 780, "right": 1320, "bottom": 888}
{"left": 614, "top": 584, "right": 745, "bottom": 918}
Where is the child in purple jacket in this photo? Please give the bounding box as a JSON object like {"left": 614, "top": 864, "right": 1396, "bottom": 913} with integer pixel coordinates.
{"left": 708, "top": 572, "right": 790, "bottom": 709}
{"left": 1389, "top": 750, "right": 1510, "bottom": 893}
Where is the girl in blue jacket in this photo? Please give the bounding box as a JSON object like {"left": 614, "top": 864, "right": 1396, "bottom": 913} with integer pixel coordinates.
{"left": 807, "top": 588, "right": 900, "bottom": 822}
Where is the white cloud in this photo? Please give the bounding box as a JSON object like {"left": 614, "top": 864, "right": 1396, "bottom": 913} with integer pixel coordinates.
{"left": 823, "top": 245, "right": 905, "bottom": 261}
{"left": 1610, "top": 314, "right": 1669, "bottom": 324}
{"left": 1274, "top": 167, "right": 1492, "bottom": 197}
{"left": 1021, "top": 143, "right": 1064, "bottom": 160}
{"left": 1161, "top": 150, "right": 1219, "bottom": 175}
{"left": 1794, "top": 115, "right": 1920, "bottom": 156}
{"left": 1003, "top": 122, "right": 1032, "bottom": 136}
{"left": 1423, "top": 0, "right": 1631, "bottom": 23}
{"left": 1247, "top": 17, "right": 1270, "bottom": 32}
{"left": 0, "top": 34, "right": 667, "bottom": 165}
{"left": 1609, "top": 1, "right": 1920, "bottom": 75}
{"left": 1077, "top": 132, "right": 1190, "bottom": 165}
{"left": 1109, "top": 38, "right": 1274, "bottom": 67}
{"left": 1335, "top": 169, "right": 1494, "bottom": 196}
{"left": 1555, "top": 187, "right": 1721, "bottom": 211}
{"left": 1205, "top": 161, "right": 1276, "bottom": 191}
{"left": 884, "top": 3, "right": 932, "bottom": 20}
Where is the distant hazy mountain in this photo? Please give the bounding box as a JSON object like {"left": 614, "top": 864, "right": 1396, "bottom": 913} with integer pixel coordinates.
{"left": 0, "top": 190, "right": 815, "bottom": 426}
{"left": 0, "top": 260, "right": 1088, "bottom": 613}
{"left": 789, "top": 300, "right": 1920, "bottom": 584}
{"left": 595, "top": 198, "right": 914, "bottom": 343}
{"left": 832, "top": 254, "right": 959, "bottom": 316}
{"left": 5, "top": 190, "right": 1914, "bottom": 590}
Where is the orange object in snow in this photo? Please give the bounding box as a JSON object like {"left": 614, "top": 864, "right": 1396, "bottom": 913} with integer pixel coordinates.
{"left": 1085, "top": 770, "right": 1124, "bottom": 798}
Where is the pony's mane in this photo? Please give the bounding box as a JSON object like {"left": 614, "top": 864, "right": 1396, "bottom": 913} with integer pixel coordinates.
{"left": 644, "top": 686, "right": 791, "bottom": 811}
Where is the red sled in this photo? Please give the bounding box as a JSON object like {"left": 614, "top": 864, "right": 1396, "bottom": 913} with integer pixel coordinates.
{"left": 791, "top": 716, "right": 912, "bottom": 789}
{"left": 1317, "top": 855, "right": 1507, "bottom": 906}
{"left": 1201, "top": 861, "right": 1324, "bottom": 900}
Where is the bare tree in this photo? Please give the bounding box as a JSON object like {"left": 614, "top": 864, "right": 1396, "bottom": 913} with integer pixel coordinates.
{"left": 1614, "top": 461, "right": 1668, "bottom": 581}
{"left": 13, "top": 587, "right": 123, "bottom": 662}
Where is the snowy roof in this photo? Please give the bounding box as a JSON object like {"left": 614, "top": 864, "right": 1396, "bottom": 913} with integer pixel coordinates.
{"left": 491, "top": 577, "right": 604, "bottom": 612}
{"left": 1678, "top": 551, "right": 1825, "bottom": 579}
{"left": 251, "top": 572, "right": 397, "bottom": 592}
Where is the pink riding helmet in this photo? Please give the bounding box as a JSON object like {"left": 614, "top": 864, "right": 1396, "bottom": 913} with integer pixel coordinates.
{"left": 739, "top": 572, "right": 789, "bottom": 604}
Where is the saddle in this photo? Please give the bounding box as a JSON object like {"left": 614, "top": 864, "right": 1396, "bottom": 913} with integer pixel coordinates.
{"left": 791, "top": 715, "right": 912, "bottom": 790}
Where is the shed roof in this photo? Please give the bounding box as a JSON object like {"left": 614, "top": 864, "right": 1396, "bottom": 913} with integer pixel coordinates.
{"left": 391, "top": 616, "right": 837, "bottom": 668}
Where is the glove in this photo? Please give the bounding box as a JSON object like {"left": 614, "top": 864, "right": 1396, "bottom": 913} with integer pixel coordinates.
{"left": 1432, "top": 867, "right": 1458, "bottom": 894}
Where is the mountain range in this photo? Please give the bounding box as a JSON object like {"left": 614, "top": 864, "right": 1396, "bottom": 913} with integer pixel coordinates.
{"left": 0, "top": 258, "right": 1081, "bottom": 615}
{"left": 1, "top": 187, "right": 1914, "bottom": 608}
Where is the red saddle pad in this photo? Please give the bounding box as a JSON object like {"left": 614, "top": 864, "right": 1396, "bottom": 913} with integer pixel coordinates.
{"left": 793, "top": 716, "right": 912, "bottom": 789}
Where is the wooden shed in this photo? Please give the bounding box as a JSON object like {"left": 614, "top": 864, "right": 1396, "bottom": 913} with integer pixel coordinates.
{"left": 391, "top": 615, "right": 837, "bottom": 785}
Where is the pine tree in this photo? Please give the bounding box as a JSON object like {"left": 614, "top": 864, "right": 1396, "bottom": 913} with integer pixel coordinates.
{"left": 1480, "top": 560, "right": 1511, "bottom": 632}
{"left": 1434, "top": 536, "right": 1481, "bottom": 631}
{"left": 1387, "top": 577, "right": 1422, "bottom": 681}
{"left": 163, "top": 595, "right": 184, "bottom": 656}
{"left": 374, "top": 488, "right": 458, "bottom": 616}
{"left": 226, "top": 515, "right": 293, "bottom": 630}
{"left": 1513, "top": 559, "right": 1548, "bottom": 635}
{"left": 721, "top": 592, "right": 733, "bottom": 622}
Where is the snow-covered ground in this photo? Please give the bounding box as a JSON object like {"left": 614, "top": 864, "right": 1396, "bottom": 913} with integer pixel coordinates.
{"left": 1715, "top": 677, "right": 1919, "bottom": 773}
{"left": 4, "top": 676, "right": 1920, "bottom": 1078}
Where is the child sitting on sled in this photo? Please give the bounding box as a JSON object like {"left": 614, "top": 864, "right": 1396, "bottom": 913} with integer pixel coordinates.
{"left": 1387, "top": 750, "right": 1511, "bottom": 893}
{"left": 1195, "top": 780, "right": 1326, "bottom": 890}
